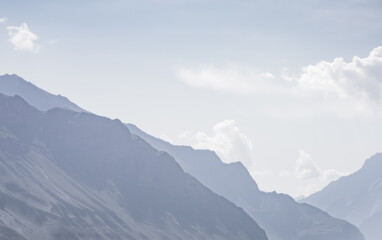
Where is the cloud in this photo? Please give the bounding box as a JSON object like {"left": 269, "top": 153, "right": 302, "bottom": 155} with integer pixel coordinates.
{"left": 177, "top": 65, "right": 275, "bottom": 94}
{"left": 273, "top": 151, "right": 346, "bottom": 197}
{"left": 260, "top": 72, "right": 275, "bottom": 79}
{"left": 295, "top": 150, "right": 321, "bottom": 180}
{"left": 159, "top": 134, "right": 172, "bottom": 143}
{"left": 0, "top": 17, "right": 7, "bottom": 24}
{"left": 285, "top": 46, "right": 382, "bottom": 108}
{"left": 192, "top": 120, "right": 254, "bottom": 168}
{"left": 7, "top": 23, "right": 39, "bottom": 52}
{"left": 279, "top": 170, "right": 291, "bottom": 177}
{"left": 176, "top": 120, "right": 254, "bottom": 168}
{"left": 290, "top": 150, "right": 346, "bottom": 196}
{"left": 294, "top": 150, "right": 344, "bottom": 181}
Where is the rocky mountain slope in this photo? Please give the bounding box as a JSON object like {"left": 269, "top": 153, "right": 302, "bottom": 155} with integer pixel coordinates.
{"left": 0, "top": 93, "right": 267, "bottom": 240}
{"left": 0, "top": 74, "right": 84, "bottom": 112}
{"left": 126, "top": 123, "right": 365, "bottom": 240}
{"left": 0, "top": 74, "right": 366, "bottom": 240}
{"left": 302, "top": 153, "right": 382, "bottom": 240}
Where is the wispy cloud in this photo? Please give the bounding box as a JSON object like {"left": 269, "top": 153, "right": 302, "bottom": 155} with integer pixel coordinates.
{"left": 0, "top": 17, "right": 7, "bottom": 24}
{"left": 7, "top": 23, "right": 39, "bottom": 53}
{"left": 177, "top": 65, "right": 275, "bottom": 95}
{"left": 284, "top": 46, "right": 382, "bottom": 108}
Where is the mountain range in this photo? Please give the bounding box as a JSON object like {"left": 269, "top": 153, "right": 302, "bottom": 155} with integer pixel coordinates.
{"left": 0, "top": 74, "right": 83, "bottom": 112}
{"left": 0, "top": 74, "right": 368, "bottom": 240}
{"left": 0, "top": 92, "right": 268, "bottom": 240}
{"left": 302, "top": 153, "right": 382, "bottom": 240}
{"left": 126, "top": 123, "right": 364, "bottom": 240}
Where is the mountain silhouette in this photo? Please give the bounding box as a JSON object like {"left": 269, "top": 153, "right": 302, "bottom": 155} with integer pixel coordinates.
{"left": 0, "top": 92, "right": 267, "bottom": 240}
{"left": 0, "top": 74, "right": 365, "bottom": 240}
{"left": 302, "top": 153, "right": 382, "bottom": 240}
{"left": 126, "top": 123, "right": 365, "bottom": 240}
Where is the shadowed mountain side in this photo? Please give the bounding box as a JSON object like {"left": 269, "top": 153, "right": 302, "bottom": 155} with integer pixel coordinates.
{"left": 126, "top": 123, "right": 364, "bottom": 240}
{"left": 0, "top": 93, "right": 267, "bottom": 240}
{"left": 0, "top": 75, "right": 365, "bottom": 240}
{"left": 0, "top": 74, "right": 84, "bottom": 112}
{"left": 302, "top": 153, "right": 382, "bottom": 240}
{"left": 125, "top": 124, "right": 262, "bottom": 210}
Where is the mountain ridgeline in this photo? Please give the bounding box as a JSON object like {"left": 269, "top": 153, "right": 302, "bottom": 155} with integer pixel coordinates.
{"left": 302, "top": 153, "right": 382, "bottom": 240}
{"left": 126, "top": 124, "right": 365, "bottom": 240}
{"left": 0, "top": 74, "right": 368, "bottom": 240}
{"left": 0, "top": 74, "right": 84, "bottom": 112}
{"left": 0, "top": 92, "right": 267, "bottom": 240}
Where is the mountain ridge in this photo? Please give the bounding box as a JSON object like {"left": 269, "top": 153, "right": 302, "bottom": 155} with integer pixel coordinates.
{"left": 0, "top": 74, "right": 366, "bottom": 240}
{"left": 0, "top": 92, "right": 268, "bottom": 240}
{"left": 126, "top": 123, "right": 364, "bottom": 240}
{"left": 302, "top": 153, "right": 382, "bottom": 240}
{"left": 0, "top": 74, "right": 84, "bottom": 112}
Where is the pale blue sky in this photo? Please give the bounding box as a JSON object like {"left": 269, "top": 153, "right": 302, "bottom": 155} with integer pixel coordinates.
{"left": 1, "top": 0, "right": 382, "bottom": 196}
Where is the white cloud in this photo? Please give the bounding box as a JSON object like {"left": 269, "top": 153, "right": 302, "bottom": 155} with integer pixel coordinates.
{"left": 295, "top": 150, "right": 344, "bottom": 181}
{"left": 177, "top": 120, "right": 255, "bottom": 168}
{"left": 292, "top": 150, "right": 346, "bottom": 196}
{"left": 192, "top": 120, "right": 254, "bottom": 168}
{"left": 177, "top": 65, "right": 275, "bottom": 94}
{"left": 256, "top": 151, "right": 348, "bottom": 197}
{"left": 7, "top": 23, "right": 39, "bottom": 52}
{"left": 295, "top": 150, "right": 321, "bottom": 180}
{"left": 159, "top": 134, "right": 172, "bottom": 143}
{"left": 260, "top": 72, "right": 275, "bottom": 79}
{"left": 285, "top": 46, "right": 382, "bottom": 108}
{"left": 0, "top": 17, "right": 7, "bottom": 24}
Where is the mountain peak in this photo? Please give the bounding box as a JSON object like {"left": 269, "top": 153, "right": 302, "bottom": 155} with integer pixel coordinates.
{"left": 362, "top": 153, "right": 382, "bottom": 169}
{"left": 0, "top": 74, "right": 84, "bottom": 112}
{"left": 302, "top": 153, "right": 382, "bottom": 240}
{"left": 2, "top": 73, "right": 22, "bottom": 78}
{"left": 127, "top": 123, "right": 365, "bottom": 240}
{"left": 0, "top": 93, "right": 268, "bottom": 240}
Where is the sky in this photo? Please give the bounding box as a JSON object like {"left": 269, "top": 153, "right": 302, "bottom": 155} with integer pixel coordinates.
{"left": 1, "top": 0, "right": 382, "bottom": 197}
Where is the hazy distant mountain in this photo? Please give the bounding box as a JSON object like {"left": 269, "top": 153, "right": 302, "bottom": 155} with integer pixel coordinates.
{"left": 0, "top": 74, "right": 365, "bottom": 240}
{"left": 0, "top": 74, "right": 84, "bottom": 112}
{"left": 302, "top": 153, "right": 382, "bottom": 240}
{"left": 126, "top": 123, "right": 365, "bottom": 240}
{"left": 0, "top": 93, "right": 267, "bottom": 240}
